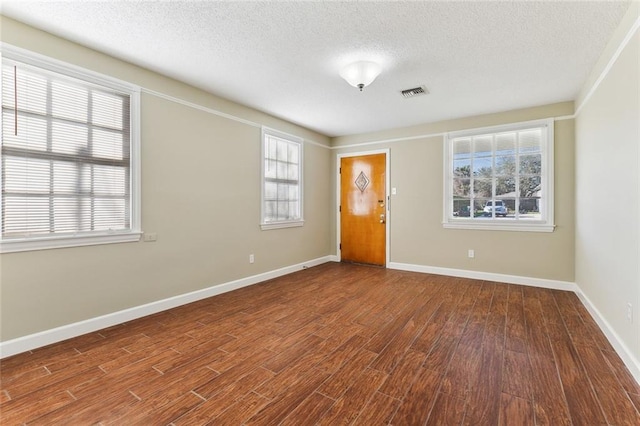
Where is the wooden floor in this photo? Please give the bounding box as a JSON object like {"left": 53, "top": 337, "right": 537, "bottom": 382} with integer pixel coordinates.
{"left": 1, "top": 262, "right": 639, "bottom": 425}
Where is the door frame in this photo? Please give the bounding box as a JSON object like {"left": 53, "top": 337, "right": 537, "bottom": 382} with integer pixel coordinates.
{"left": 336, "top": 149, "right": 390, "bottom": 266}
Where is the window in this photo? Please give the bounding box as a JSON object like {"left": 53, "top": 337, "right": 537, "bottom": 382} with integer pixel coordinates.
{"left": 1, "top": 46, "right": 141, "bottom": 252}
{"left": 261, "top": 127, "right": 303, "bottom": 230}
{"left": 443, "top": 119, "right": 554, "bottom": 232}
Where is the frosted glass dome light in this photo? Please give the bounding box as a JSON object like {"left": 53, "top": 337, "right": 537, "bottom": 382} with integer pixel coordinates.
{"left": 339, "top": 61, "right": 382, "bottom": 91}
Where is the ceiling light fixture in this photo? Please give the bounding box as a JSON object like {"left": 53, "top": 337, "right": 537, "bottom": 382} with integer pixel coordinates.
{"left": 339, "top": 61, "right": 381, "bottom": 91}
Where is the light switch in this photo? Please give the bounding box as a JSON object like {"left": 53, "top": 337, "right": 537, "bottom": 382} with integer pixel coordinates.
{"left": 391, "top": 187, "right": 397, "bottom": 195}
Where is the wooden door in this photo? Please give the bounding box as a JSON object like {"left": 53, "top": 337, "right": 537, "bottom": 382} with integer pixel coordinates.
{"left": 340, "top": 153, "right": 386, "bottom": 266}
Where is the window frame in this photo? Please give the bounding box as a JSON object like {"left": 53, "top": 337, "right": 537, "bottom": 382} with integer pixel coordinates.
{"left": 443, "top": 118, "right": 555, "bottom": 233}
{"left": 0, "top": 44, "right": 141, "bottom": 253}
{"left": 260, "top": 127, "right": 304, "bottom": 230}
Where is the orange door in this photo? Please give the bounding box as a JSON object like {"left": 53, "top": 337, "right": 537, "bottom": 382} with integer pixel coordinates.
{"left": 340, "top": 153, "right": 386, "bottom": 266}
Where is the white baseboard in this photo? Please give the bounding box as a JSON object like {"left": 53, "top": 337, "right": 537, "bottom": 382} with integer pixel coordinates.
{"left": 0, "top": 255, "right": 333, "bottom": 359}
{"left": 388, "top": 261, "right": 639, "bottom": 384}
{"left": 388, "top": 261, "right": 577, "bottom": 291}
{"left": 575, "top": 289, "right": 640, "bottom": 384}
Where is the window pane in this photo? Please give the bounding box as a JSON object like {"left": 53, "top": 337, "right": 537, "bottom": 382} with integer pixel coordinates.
{"left": 453, "top": 138, "right": 471, "bottom": 159}
{"left": 288, "top": 185, "right": 299, "bottom": 201}
{"left": 519, "top": 129, "right": 542, "bottom": 153}
{"left": 4, "top": 156, "right": 51, "bottom": 193}
{"left": 277, "top": 183, "right": 288, "bottom": 200}
{"left": 519, "top": 198, "right": 541, "bottom": 220}
{"left": 495, "top": 176, "right": 516, "bottom": 198}
{"left": 51, "top": 121, "right": 88, "bottom": 155}
{"left": 6, "top": 65, "right": 48, "bottom": 115}
{"left": 51, "top": 79, "right": 88, "bottom": 122}
{"left": 519, "top": 176, "right": 541, "bottom": 198}
{"left": 277, "top": 201, "right": 289, "bottom": 219}
{"left": 264, "top": 159, "right": 277, "bottom": 179}
{"left": 287, "top": 143, "right": 299, "bottom": 164}
{"left": 264, "top": 201, "right": 276, "bottom": 220}
{"left": 94, "top": 198, "right": 127, "bottom": 230}
{"left": 265, "top": 181, "right": 277, "bottom": 200}
{"left": 3, "top": 196, "right": 51, "bottom": 236}
{"left": 92, "top": 91, "right": 125, "bottom": 129}
{"left": 474, "top": 199, "right": 488, "bottom": 216}
{"left": 453, "top": 178, "right": 470, "bottom": 197}
{"left": 453, "top": 158, "right": 471, "bottom": 177}
{"left": 289, "top": 201, "right": 299, "bottom": 218}
{"left": 453, "top": 199, "right": 471, "bottom": 217}
{"left": 473, "top": 178, "right": 492, "bottom": 198}
{"left": 2, "top": 113, "right": 48, "bottom": 151}
{"left": 472, "top": 157, "right": 492, "bottom": 177}
{"left": 93, "top": 165, "right": 127, "bottom": 196}
{"left": 276, "top": 160, "right": 287, "bottom": 179}
{"left": 93, "top": 128, "right": 125, "bottom": 160}
{"left": 52, "top": 161, "right": 83, "bottom": 194}
{"left": 495, "top": 155, "right": 515, "bottom": 176}
{"left": 288, "top": 163, "right": 299, "bottom": 180}
{"left": 473, "top": 135, "right": 492, "bottom": 158}
{"left": 496, "top": 132, "right": 516, "bottom": 153}
{"left": 267, "top": 137, "right": 277, "bottom": 160}
{"left": 276, "top": 140, "right": 287, "bottom": 162}
{"left": 520, "top": 154, "right": 541, "bottom": 175}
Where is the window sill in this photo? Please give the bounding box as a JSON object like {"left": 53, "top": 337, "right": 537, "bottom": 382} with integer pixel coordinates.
{"left": 0, "top": 231, "right": 142, "bottom": 253}
{"left": 260, "top": 220, "right": 304, "bottom": 231}
{"left": 443, "top": 220, "right": 555, "bottom": 233}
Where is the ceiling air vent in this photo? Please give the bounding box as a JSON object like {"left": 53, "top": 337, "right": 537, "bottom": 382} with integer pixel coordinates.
{"left": 401, "top": 86, "right": 428, "bottom": 98}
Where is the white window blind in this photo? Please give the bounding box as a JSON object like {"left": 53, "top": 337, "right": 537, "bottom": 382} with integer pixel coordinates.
{"left": 261, "top": 128, "right": 303, "bottom": 230}
{"left": 1, "top": 48, "right": 141, "bottom": 252}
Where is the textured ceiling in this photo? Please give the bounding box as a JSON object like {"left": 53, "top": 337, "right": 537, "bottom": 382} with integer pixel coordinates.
{"left": 1, "top": 1, "right": 632, "bottom": 137}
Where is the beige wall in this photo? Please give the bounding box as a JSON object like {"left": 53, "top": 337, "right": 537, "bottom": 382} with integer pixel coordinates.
{"left": 332, "top": 103, "right": 576, "bottom": 282}
{"left": 575, "top": 3, "right": 640, "bottom": 361}
{"left": 0, "top": 17, "right": 332, "bottom": 341}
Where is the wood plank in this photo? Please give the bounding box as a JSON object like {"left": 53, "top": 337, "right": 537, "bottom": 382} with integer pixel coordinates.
{"left": 261, "top": 333, "right": 324, "bottom": 373}
{"left": 545, "top": 316, "right": 606, "bottom": 424}
{"left": 316, "top": 367, "right": 387, "bottom": 426}
{"left": 505, "top": 285, "right": 527, "bottom": 353}
{"left": 172, "top": 368, "right": 273, "bottom": 424}
{"left": 211, "top": 391, "right": 270, "bottom": 425}
{"left": 502, "top": 350, "right": 532, "bottom": 399}
{"left": 317, "top": 348, "right": 377, "bottom": 400}
{"left": 0, "top": 388, "right": 77, "bottom": 425}
{"left": 498, "top": 393, "right": 534, "bottom": 426}
{"left": 575, "top": 344, "right": 640, "bottom": 425}
{"left": 193, "top": 349, "right": 276, "bottom": 399}
{"left": 378, "top": 349, "right": 426, "bottom": 399}
{"left": 426, "top": 391, "right": 466, "bottom": 425}
{"left": 391, "top": 367, "right": 441, "bottom": 425}
{"left": 352, "top": 391, "right": 399, "bottom": 425}
{"left": 279, "top": 392, "right": 336, "bottom": 426}
{"left": 245, "top": 369, "right": 330, "bottom": 425}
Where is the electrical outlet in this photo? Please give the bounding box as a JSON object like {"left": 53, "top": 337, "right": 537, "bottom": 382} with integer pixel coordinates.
{"left": 143, "top": 232, "right": 157, "bottom": 242}
{"left": 249, "top": 254, "right": 255, "bottom": 264}
{"left": 468, "top": 249, "right": 475, "bottom": 259}
{"left": 627, "top": 303, "right": 633, "bottom": 323}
